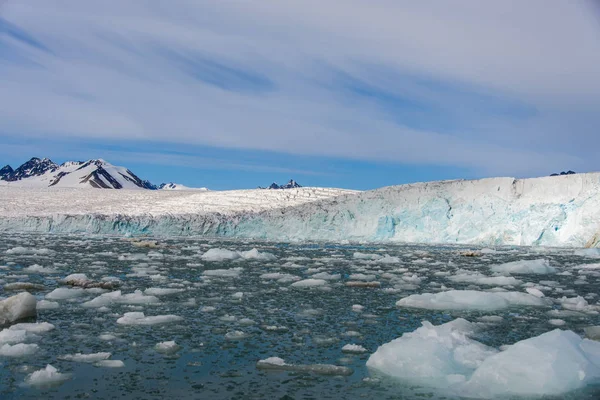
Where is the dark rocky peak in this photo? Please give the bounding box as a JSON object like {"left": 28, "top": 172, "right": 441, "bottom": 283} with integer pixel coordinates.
{"left": 263, "top": 179, "right": 303, "bottom": 190}
{"left": 0, "top": 165, "right": 13, "bottom": 180}
{"left": 8, "top": 157, "right": 58, "bottom": 181}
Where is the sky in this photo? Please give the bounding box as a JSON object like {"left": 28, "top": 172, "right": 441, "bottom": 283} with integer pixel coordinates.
{"left": 1, "top": 1, "right": 600, "bottom": 190}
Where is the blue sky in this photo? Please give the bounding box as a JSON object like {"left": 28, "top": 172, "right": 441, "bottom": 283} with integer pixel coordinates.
{"left": 1, "top": 1, "right": 600, "bottom": 190}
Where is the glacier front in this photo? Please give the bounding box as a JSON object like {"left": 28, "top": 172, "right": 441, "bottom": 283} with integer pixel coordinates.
{"left": 1, "top": 173, "right": 600, "bottom": 247}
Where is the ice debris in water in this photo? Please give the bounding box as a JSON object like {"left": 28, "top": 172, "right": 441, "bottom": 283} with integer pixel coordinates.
{"left": 491, "top": 259, "right": 557, "bottom": 275}
{"left": 59, "top": 352, "right": 111, "bottom": 363}
{"left": 37, "top": 300, "right": 59, "bottom": 310}
{"left": 9, "top": 322, "right": 54, "bottom": 333}
{"left": 291, "top": 279, "right": 327, "bottom": 288}
{"left": 23, "top": 264, "right": 58, "bottom": 274}
{"left": 397, "top": 290, "right": 549, "bottom": 311}
{"left": 95, "top": 359, "right": 125, "bottom": 368}
{"left": 45, "top": 288, "right": 85, "bottom": 300}
{"left": 116, "top": 312, "right": 183, "bottom": 326}
{"left": 155, "top": 341, "right": 181, "bottom": 353}
{"left": 0, "top": 343, "right": 38, "bottom": 357}
{"left": 201, "top": 248, "right": 276, "bottom": 262}
{"left": 25, "top": 364, "right": 70, "bottom": 388}
{"left": 202, "top": 268, "right": 243, "bottom": 278}
{"left": 342, "top": 344, "right": 367, "bottom": 353}
{"left": 144, "top": 287, "right": 186, "bottom": 296}
{"left": 367, "top": 318, "right": 600, "bottom": 398}
{"left": 448, "top": 272, "right": 521, "bottom": 286}
{"left": 257, "top": 357, "right": 353, "bottom": 376}
{"left": 83, "top": 290, "right": 160, "bottom": 308}
{"left": 0, "top": 292, "right": 37, "bottom": 325}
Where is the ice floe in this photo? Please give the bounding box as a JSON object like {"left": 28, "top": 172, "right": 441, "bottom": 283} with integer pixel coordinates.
{"left": 397, "top": 290, "right": 549, "bottom": 311}
{"left": 0, "top": 292, "right": 37, "bottom": 325}
{"left": 116, "top": 312, "right": 183, "bottom": 326}
{"left": 257, "top": 357, "right": 353, "bottom": 376}
{"left": 367, "top": 318, "right": 600, "bottom": 398}
{"left": 491, "top": 259, "right": 557, "bottom": 275}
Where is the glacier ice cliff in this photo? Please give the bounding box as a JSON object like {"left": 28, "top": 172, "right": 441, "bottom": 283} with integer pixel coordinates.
{"left": 1, "top": 174, "right": 600, "bottom": 247}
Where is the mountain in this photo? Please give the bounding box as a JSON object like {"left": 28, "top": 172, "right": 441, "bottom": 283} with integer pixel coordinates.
{"left": 158, "top": 182, "right": 208, "bottom": 191}
{"left": 261, "top": 179, "right": 302, "bottom": 190}
{"left": 0, "top": 157, "right": 156, "bottom": 190}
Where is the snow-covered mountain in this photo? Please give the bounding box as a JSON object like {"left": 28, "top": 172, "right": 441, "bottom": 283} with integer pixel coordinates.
{"left": 0, "top": 157, "right": 155, "bottom": 189}
{"left": 158, "top": 183, "right": 208, "bottom": 191}
{"left": 261, "top": 179, "right": 302, "bottom": 189}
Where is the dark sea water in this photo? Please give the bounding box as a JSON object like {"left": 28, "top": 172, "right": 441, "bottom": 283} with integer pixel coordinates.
{"left": 0, "top": 233, "right": 599, "bottom": 399}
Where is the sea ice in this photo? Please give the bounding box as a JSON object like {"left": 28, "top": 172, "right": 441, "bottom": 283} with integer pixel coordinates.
{"left": 24, "top": 364, "right": 70, "bottom": 387}
{"left": 0, "top": 343, "right": 38, "bottom": 357}
{"left": 155, "top": 341, "right": 181, "bottom": 353}
{"left": 45, "top": 287, "right": 85, "bottom": 300}
{"left": 396, "top": 290, "right": 548, "bottom": 311}
{"left": 60, "top": 352, "right": 111, "bottom": 363}
{"left": 0, "top": 292, "right": 37, "bottom": 325}
{"left": 368, "top": 318, "right": 600, "bottom": 398}
{"left": 342, "top": 344, "right": 367, "bottom": 353}
{"left": 491, "top": 259, "right": 557, "bottom": 275}
{"left": 291, "top": 279, "right": 328, "bottom": 288}
{"left": 203, "top": 268, "right": 243, "bottom": 278}
{"left": 9, "top": 322, "right": 54, "bottom": 333}
{"left": 116, "top": 312, "right": 183, "bottom": 326}
{"left": 36, "top": 300, "right": 59, "bottom": 310}
{"left": 95, "top": 359, "right": 125, "bottom": 368}
{"left": 257, "top": 357, "right": 353, "bottom": 376}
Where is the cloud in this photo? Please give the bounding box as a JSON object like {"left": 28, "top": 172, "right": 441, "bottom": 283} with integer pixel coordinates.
{"left": 0, "top": 0, "right": 599, "bottom": 176}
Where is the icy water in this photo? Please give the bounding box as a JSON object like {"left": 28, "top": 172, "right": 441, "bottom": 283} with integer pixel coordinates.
{"left": 1, "top": 233, "right": 600, "bottom": 399}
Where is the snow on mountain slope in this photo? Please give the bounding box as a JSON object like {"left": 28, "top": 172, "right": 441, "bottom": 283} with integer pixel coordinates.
{"left": 0, "top": 173, "right": 600, "bottom": 248}
{"left": 0, "top": 158, "right": 154, "bottom": 189}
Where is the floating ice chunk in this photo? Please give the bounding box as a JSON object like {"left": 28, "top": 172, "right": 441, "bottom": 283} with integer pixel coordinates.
{"left": 310, "top": 272, "right": 341, "bottom": 281}
{"left": 0, "top": 292, "right": 37, "bottom": 325}
{"left": 291, "top": 279, "right": 327, "bottom": 288}
{"left": 491, "top": 259, "right": 556, "bottom": 275}
{"left": 368, "top": 318, "right": 600, "bottom": 398}
{"left": 352, "top": 304, "right": 364, "bottom": 312}
{"left": 396, "top": 290, "right": 548, "bottom": 311}
{"left": 349, "top": 274, "right": 377, "bottom": 281}
{"left": 144, "top": 288, "right": 185, "bottom": 296}
{"left": 549, "top": 319, "right": 566, "bottom": 326}
{"left": 231, "top": 292, "right": 244, "bottom": 299}
{"left": 526, "top": 288, "right": 545, "bottom": 298}
{"left": 449, "top": 273, "right": 521, "bottom": 286}
{"left": 342, "top": 344, "right": 367, "bottom": 353}
{"left": 37, "top": 300, "right": 59, "bottom": 310}
{"left": 0, "top": 328, "right": 29, "bottom": 344}
{"left": 95, "top": 359, "right": 125, "bottom": 368}
{"left": 203, "top": 268, "right": 243, "bottom": 278}
{"left": 0, "top": 343, "right": 38, "bottom": 357}
{"left": 584, "top": 326, "right": 600, "bottom": 341}
{"left": 353, "top": 252, "right": 382, "bottom": 260}
{"left": 257, "top": 357, "right": 353, "bottom": 376}
{"left": 155, "top": 341, "right": 181, "bottom": 353}
{"left": 25, "top": 364, "right": 70, "bottom": 387}
{"left": 201, "top": 248, "right": 240, "bottom": 262}
{"left": 225, "top": 330, "right": 250, "bottom": 340}
{"left": 60, "top": 352, "right": 111, "bottom": 363}
{"left": 200, "top": 306, "right": 216, "bottom": 312}
{"left": 574, "top": 249, "right": 600, "bottom": 258}
{"left": 99, "top": 333, "right": 118, "bottom": 341}
{"left": 464, "top": 330, "right": 600, "bottom": 398}
{"left": 4, "top": 282, "right": 45, "bottom": 291}
{"left": 45, "top": 287, "right": 85, "bottom": 300}
{"left": 23, "top": 264, "right": 58, "bottom": 274}
{"left": 240, "top": 248, "right": 276, "bottom": 261}
{"left": 559, "top": 296, "right": 598, "bottom": 312}
{"left": 83, "top": 290, "right": 160, "bottom": 308}
{"left": 116, "top": 312, "right": 183, "bottom": 326}
{"left": 9, "top": 322, "right": 54, "bottom": 333}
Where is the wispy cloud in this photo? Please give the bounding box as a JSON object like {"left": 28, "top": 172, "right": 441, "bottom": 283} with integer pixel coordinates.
{"left": 1, "top": 0, "right": 599, "bottom": 177}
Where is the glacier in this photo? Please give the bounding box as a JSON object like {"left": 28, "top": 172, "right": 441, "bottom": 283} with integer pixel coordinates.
{"left": 0, "top": 173, "right": 600, "bottom": 247}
